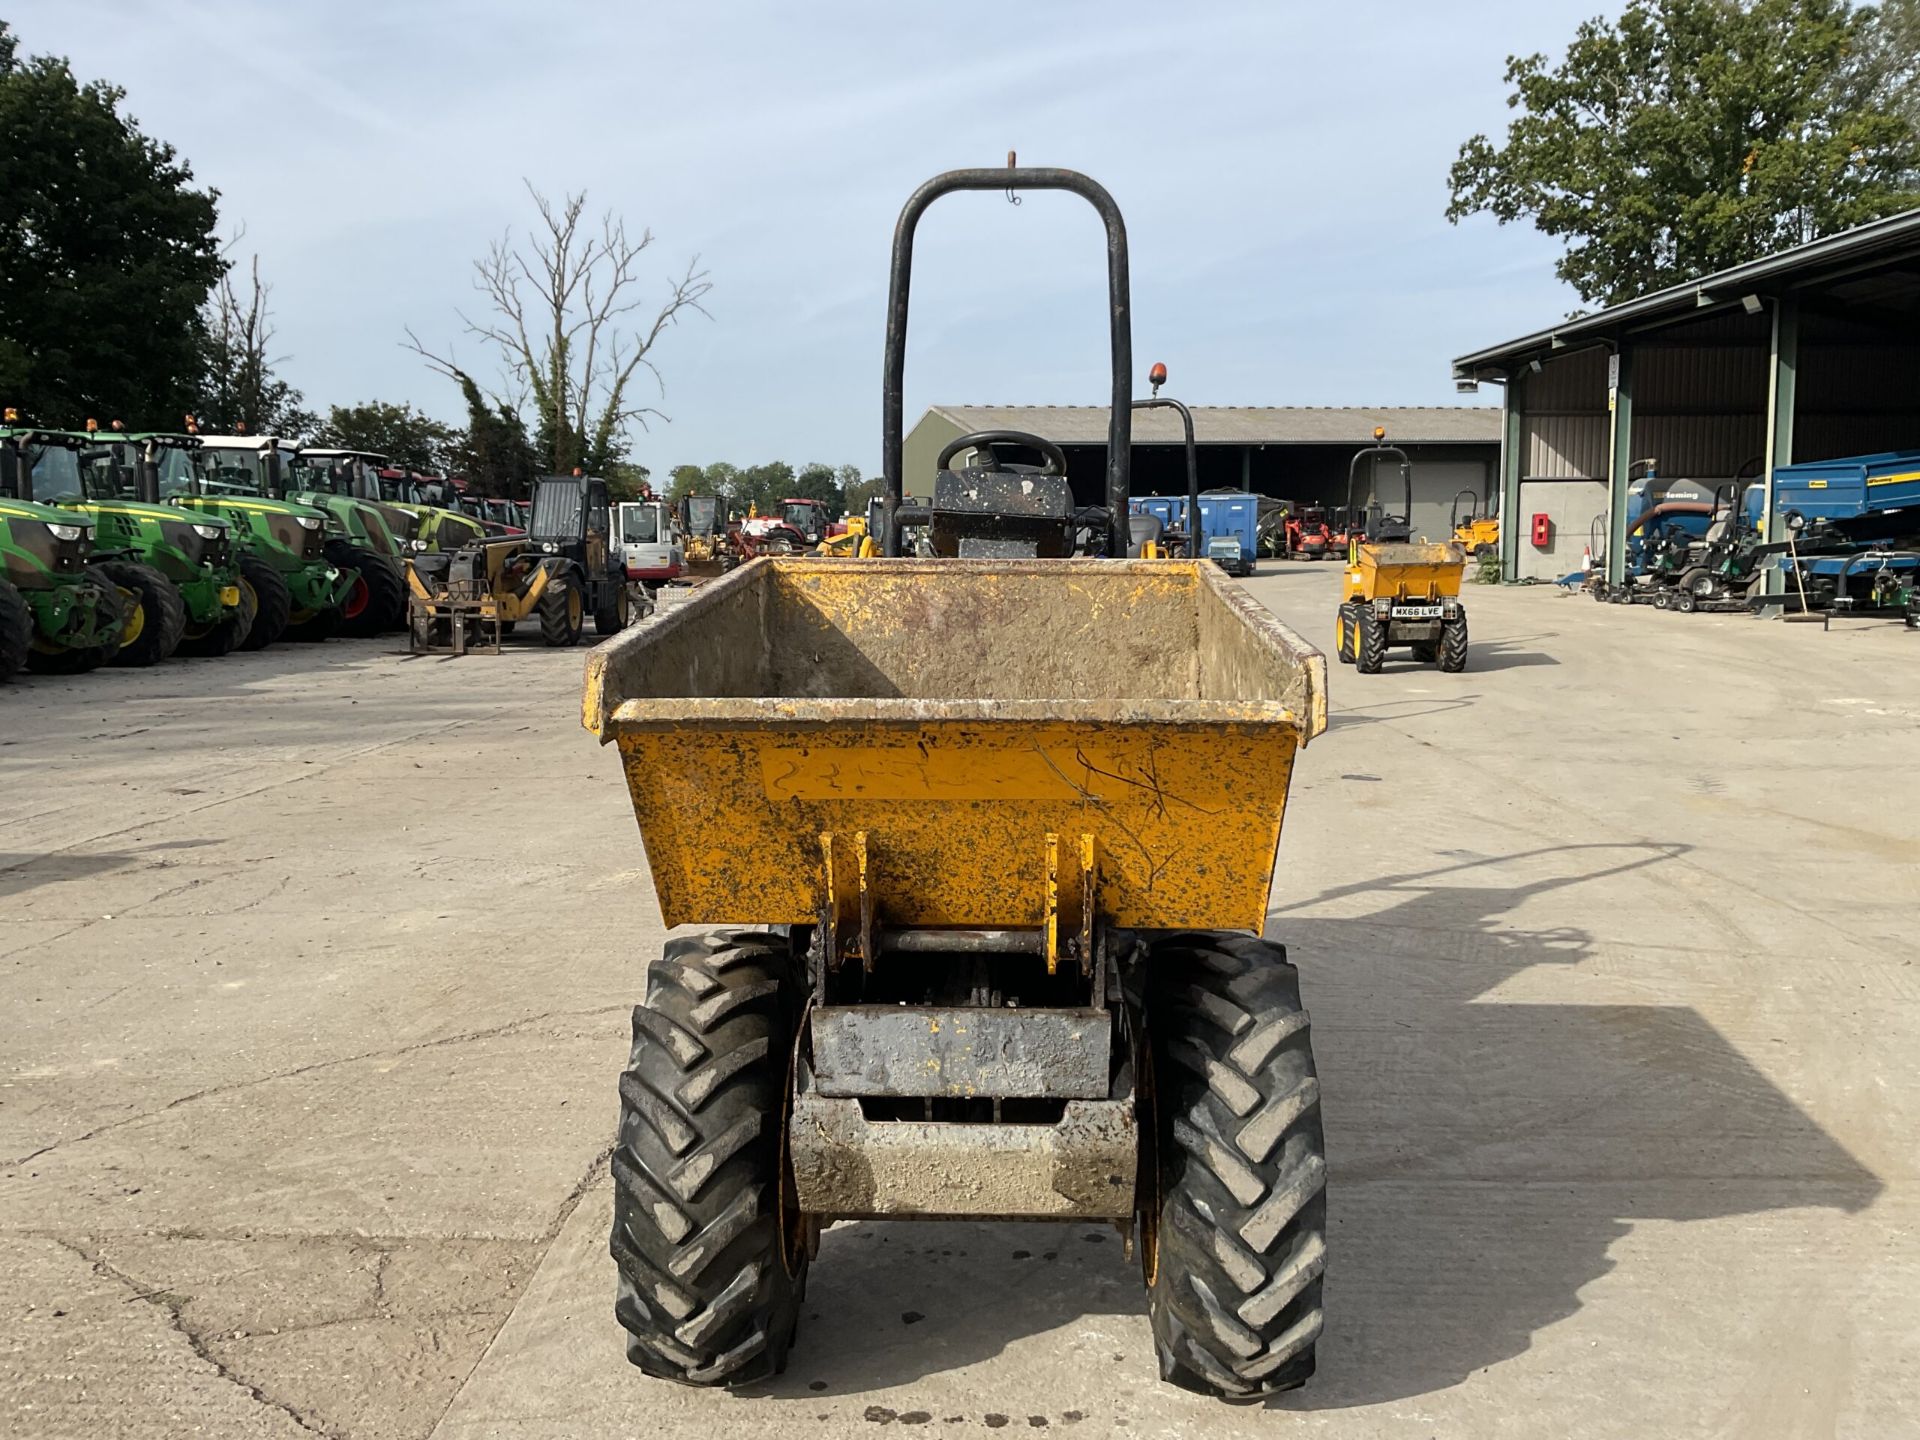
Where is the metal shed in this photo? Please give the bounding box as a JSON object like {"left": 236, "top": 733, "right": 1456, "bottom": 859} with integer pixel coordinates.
{"left": 1453, "top": 207, "right": 1920, "bottom": 585}
{"left": 904, "top": 405, "right": 1501, "bottom": 544}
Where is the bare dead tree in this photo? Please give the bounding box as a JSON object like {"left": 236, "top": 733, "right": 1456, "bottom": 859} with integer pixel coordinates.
{"left": 407, "top": 182, "right": 711, "bottom": 474}
{"left": 199, "top": 245, "right": 314, "bottom": 437}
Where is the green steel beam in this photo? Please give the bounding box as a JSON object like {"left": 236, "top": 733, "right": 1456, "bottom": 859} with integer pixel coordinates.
{"left": 1499, "top": 379, "right": 1524, "bottom": 581}
{"left": 1761, "top": 296, "right": 1799, "bottom": 596}
{"left": 1605, "top": 346, "right": 1634, "bottom": 586}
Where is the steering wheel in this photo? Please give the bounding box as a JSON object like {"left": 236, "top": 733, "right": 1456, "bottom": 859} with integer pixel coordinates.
{"left": 937, "top": 429, "right": 1069, "bottom": 477}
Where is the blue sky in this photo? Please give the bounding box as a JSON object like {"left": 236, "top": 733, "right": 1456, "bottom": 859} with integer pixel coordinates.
{"left": 15, "top": 1, "right": 1605, "bottom": 474}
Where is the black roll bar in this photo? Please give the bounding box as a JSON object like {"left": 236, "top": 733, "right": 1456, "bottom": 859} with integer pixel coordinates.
{"left": 881, "top": 166, "right": 1132, "bottom": 557}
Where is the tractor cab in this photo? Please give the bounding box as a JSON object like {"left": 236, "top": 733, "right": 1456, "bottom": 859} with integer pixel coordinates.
{"left": 777, "top": 498, "right": 833, "bottom": 547}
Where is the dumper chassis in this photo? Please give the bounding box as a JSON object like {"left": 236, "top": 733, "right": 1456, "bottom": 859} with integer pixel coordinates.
{"left": 589, "top": 166, "right": 1331, "bottom": 1401}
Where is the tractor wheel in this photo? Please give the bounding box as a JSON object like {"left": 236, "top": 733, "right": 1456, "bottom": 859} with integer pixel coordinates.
{"left": 611, "top": 929, "right": 807, "bottom": 1388}
{"left": 334, "top": 548, "right": 406, "bottom": 637}
{"left": 1438, "top": 615, "right": 1469, "bottom": 672}
{"left": 25, "top": 576, "right": 117, "bottom": 674}
{"left": 1145, "top": 932, "right": 1326, "bottom": 1401}
{"left": 180, "top": 577, "right": 259, "bottom": 658}
{"left": 594, "top": 579, "right": 631, "bottom": 636}
{"left": 236, "top": 558, "right": 292, "bottom": 650}
{"left": 1355, "top": 612, "right": 1386, "bottom": 674}
{"left": 97, "top": 560, "right": 187, "bottom": 668}
{"left": 283, "top": 604, "right": 341, "bottom": 643}
{"left": 538, "top": 575, "right": 585, "bottom": 647}
{"left": 0, "top": 579, "right": 31, "bottom": 682}
{"left": 1334, "top": 606, "right": 1356, "bottom": 665}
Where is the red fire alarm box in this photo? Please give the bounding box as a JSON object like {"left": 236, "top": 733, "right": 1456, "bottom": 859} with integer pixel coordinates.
{"left": 1531, "top": 513, "right": 1552, "bottom": 547}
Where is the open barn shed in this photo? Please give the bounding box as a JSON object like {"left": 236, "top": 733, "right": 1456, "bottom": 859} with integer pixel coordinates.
{"left": 903, "top": 406, "right": 1501, "bottom": 546}
{"left": 1453, "top": 208, "right": 1920, "bottom": 584}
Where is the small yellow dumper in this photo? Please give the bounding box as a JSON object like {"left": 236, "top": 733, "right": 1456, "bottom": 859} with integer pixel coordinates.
{"left": 1336, "top": 541, "right": 1469, "bottom": 672}
{"left": 583, "top": 165, "right": 1332, "bottom": 1404}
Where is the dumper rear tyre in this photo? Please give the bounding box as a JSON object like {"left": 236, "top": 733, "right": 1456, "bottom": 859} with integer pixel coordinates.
{"left": 1145, "top": 932, "right": 1326, "bottom": 1400}
{"left": 238, "top": 558, "right": 292, "bottom": 650}
{"left": 611, "top": 930, "right": 807, "bottom": 1388}
{"left": 98, "top": 560, "right": 187, "bottom": 667}
{"left": 1355, "top": 613, "right": 1385, "bottom": 674}
{"left": 1438, "top": 616, "right": 1468, "bottom": 673}
{"left": 0, "top": 579, "right": 31, "bottom": 682}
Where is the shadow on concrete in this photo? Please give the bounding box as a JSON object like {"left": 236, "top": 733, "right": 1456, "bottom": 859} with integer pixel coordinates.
{"left": 1265, "top": 843, "right": 1881, "bottom": 1411}
{"left": 0, "top": 839, "right": 219, "bottom": 900}
{"left": 759, "top": 842, "right": 1880, "bottom": 1405}
{"left": 1325, "top": 697, "right": 1481, "bottom": 730}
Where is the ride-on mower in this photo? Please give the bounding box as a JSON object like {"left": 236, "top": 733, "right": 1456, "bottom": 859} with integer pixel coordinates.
{"left": 1336, "top": 431, "right": 1468, "bottom": 672}
{"left": 586, "top": 165, "right": 1330, "bottom": 1403}
{"left": 407, "top": 471, "right": 631, "bottom": 653}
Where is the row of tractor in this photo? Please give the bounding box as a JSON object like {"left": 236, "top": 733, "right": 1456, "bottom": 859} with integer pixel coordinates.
{"left": 1584, "top": 454, "right": 1920, "bottom": 627}
{"left": 0, "top": 416, "right": 629, "bottom": 680}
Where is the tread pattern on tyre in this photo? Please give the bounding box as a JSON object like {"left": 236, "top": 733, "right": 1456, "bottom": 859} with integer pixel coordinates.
{"left": 1438, "top": 614, "right": 1468, "bottom": 672}
{"left": 538, "top": 573, "right": 580, "bottom": 646}
{"left": 0, "top": 579, "right": 31, "bottom": 681}
{"left": 1147, "top": 931, "right": 1326, "bottom": 1401}
{"left": 336, "top": 546, "right": 406, "bottom": 636}
{"left": 181, "top": 576, "right": 258, "bottom": 657}
{"left": 237, "top": 556, "right": 292, "bottom": 651}
{"left": 98, "top": 559, "right": 186, "bottom": 667}
{"left": 1355, "top": 612, "right": 1385, "bottom": 673}
{"left": 1335, "top": 605, "right": 1356, "bottom": 665}
{"left": 611, "top": 930, "right": 804, "bottom": 1389}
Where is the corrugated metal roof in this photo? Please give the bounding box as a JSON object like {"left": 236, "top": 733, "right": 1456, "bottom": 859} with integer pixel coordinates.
{"left": 924, "top": 405, "right": 1501, "bottom": 446}
{"left": 1453, "top": 203, "right": 1920, "bottom": 379}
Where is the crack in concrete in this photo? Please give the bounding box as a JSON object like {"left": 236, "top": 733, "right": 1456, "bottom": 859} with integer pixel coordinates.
{"left": 3, "top": 1003, "right": 629, "bottom": 1171}
{"left": 52, "top": 1235, "right": 343, "bottom": 1440}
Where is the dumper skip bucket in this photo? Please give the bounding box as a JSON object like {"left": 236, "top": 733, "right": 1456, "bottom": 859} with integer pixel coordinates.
{"left": 584, "top": 557, "right": 1325, "bottom": 935}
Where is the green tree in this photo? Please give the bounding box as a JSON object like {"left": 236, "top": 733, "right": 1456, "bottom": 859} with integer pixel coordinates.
{"left": 443, "top": 369, "right": 537, "bottom": 499}
{"left": 197, "top": 252, "right": 318, "bottom": 439}
{"left": 1858, "top": 0, "right": 1920, "bottom": 142}
{"left": 732, "top": 461, "right": 795, "bottom": 514}
{"left": 0, "top": 21, "right": 224, "bottom": 426}
{"left": 313, "top": 399, "right": 458, "bottom": 473}
{"left": 1447, "top": 0, "right": 1920, "bottom": 306}
{"left": 838, "top": 464, "right": 880, "bottom": 515}
{"left": 789, "top": 462, "right": 845, "bottom": 516}
{"left": 604, "top": 460, "right": 652, "bottom": 501}
{"left": 664, "top": 463, "right": 706, "bottom": 502}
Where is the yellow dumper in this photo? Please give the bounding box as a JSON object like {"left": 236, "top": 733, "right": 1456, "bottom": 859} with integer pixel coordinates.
{"left": 582, "top": 165, "right": 1332, "bottom": 1404}
{"left": 1337, "top": 541, "right": 1469, "bottom": 672}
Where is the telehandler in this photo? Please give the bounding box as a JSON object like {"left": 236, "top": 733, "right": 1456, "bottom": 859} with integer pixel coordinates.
{"left": 587, "top": 165, "right": 1329, "bottom": 1403}
{"left": 407, "top": 471, "right": 631, "bottom": 653}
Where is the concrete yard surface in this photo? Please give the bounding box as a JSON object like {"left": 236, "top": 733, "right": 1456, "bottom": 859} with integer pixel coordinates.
{"left": 2, "top": 566, "right": 1917, "bottom": 1438}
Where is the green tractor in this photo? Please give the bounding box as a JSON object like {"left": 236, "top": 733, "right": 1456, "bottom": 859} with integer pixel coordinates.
{"left": 354, "top": 456, "right": 490, "bottom": 552}
{"left": 0, "top": 424, "right": 129, "bottom": 677}
{"left": 123, "top": 429, "right": 356, "bottom": 646}
{"left": 198, "top": 436, "right": 408, "bottom": 637}
{"left": 25, "top": 424, "right": 257, "bottom": 661}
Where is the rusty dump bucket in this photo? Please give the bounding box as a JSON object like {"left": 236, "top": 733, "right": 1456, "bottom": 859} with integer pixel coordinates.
{"left": 583, "top": 557, "right": 1325, "bottom": 936}
{"left": 1353, "top": 541, "right": 1466, "bottom": 598}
